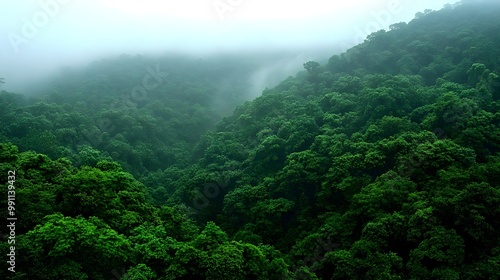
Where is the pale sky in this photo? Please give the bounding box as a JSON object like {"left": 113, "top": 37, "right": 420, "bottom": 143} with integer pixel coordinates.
{"left": 1, "top": 0, "right": 454, "bottom": 92}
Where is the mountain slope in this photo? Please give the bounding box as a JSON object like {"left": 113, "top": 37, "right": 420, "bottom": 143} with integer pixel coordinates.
{"left": 1, "top": 1, "right": 499, "bottom": 279}
{"left": 164, "top": 2, "right": 500, "bottom": 278}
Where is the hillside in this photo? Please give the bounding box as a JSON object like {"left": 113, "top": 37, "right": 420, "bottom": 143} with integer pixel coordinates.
{"left": 1, "top": 1, "right": 500, "bottom": 279}
{"left": 0, "top": 51, "right": 310, "bottom": 179}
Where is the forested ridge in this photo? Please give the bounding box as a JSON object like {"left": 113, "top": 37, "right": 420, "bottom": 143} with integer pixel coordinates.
{"left": 1, "top": 1, "right": 500, "bottom": 279}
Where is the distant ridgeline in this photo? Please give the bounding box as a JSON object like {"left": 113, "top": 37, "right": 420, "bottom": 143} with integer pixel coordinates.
{"left": 0, "top": 52, "right": 291, "bottom": 178}
{"left": 1, "top": 1, "right": 500, "bottom": 279}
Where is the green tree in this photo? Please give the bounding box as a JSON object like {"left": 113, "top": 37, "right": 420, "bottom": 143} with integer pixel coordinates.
{"left": 408, "top": 227, "right": 465, "bottom": 279}
{"left": 15, "top": 214, "right": 131, "bottom": 280}
{"left": 304, "top": 61, "right": 321, "bottom": 74}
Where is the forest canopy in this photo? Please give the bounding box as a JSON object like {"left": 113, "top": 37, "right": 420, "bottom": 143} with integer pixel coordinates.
{"left": 1, "top": 1, "right": 500, "bottom": 279}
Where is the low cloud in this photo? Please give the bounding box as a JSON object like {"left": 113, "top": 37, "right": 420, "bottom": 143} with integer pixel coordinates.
{"left": 1, "top": 0, "right": 454, "bottom": 94}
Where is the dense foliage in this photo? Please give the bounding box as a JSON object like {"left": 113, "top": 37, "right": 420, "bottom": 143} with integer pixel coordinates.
{"left": 0, "top": 52, "right": 298, "bottom": 178}
{"left": 1, "top": 1, "right": 500, "bottom": 279}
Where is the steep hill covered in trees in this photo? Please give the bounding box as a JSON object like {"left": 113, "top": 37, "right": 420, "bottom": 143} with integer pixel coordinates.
{"left": 0, "top": 52, "right": 308, "bottom": 180}
{"left": 1, "top": 1, "right": 500, "bottom": 279}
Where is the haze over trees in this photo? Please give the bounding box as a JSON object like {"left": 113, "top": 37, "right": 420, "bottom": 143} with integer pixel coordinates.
{"left": 1, "top": 1, "right": 500, "bottom": 279}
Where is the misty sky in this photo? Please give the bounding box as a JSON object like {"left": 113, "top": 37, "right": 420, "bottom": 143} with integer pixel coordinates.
{"left": 1, "top": 0, "right": 454, "bottom": 93}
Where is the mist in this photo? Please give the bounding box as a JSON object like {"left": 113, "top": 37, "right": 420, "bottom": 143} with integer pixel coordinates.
{"left": 1, "top": 0, "right": 454, "bottom": 95}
